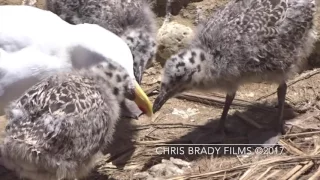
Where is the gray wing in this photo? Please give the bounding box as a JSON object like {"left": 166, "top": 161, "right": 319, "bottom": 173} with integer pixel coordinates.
{"left": 5, "top": 74, "right": 113, "bottom": 160}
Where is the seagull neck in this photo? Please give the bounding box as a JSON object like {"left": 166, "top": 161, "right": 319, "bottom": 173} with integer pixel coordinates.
{"left": 67, "top": 24, "right": 136, "bottom": 79}
{"left": 185, "top": 47, "right": 221, "bottom": 90}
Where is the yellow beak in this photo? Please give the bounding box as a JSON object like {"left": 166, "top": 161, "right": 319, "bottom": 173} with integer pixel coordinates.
{"left": 133, "top": 80, "right": 153, "bottom": 117}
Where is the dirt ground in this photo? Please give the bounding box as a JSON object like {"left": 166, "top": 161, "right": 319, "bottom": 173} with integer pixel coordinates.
{"left": 2, "top": 0, "right": 320, "bottom": 180}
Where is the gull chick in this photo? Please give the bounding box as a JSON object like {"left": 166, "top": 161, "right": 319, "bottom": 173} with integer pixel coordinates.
{"left": 46, "top": 0, "right": 157, "bottom": 84}
{"left": 0, "top": 5, "right": 153, "bottom": 117}
{"left": 0, "top": 48, "right": 152, "bottom": 180}
{"left": 153, "top": 0, "right": 317, "bottom": 136}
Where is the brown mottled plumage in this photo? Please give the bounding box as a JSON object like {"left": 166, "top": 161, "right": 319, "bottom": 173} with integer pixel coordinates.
{"left": 0, "top": 51, "right": 135, "bottom": 180}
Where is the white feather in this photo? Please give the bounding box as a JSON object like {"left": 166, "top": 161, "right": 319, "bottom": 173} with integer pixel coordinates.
{"left": 0, "top": 5, "right": 135, "bottom": 114}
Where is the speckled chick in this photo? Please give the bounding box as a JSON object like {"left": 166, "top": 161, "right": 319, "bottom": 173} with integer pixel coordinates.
{"left": 0, "top": 47, "right": 136, "bottom": 180}
{"left": 153, "top": 0, "right": 317, "bottom": 135}
{"left": 46, "top": 0, "right": 157, "bottom": 84}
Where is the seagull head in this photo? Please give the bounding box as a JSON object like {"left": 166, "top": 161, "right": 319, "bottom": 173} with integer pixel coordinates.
{"left": 121, "top": 29, "right": 157, "bottom": 84}
{"left": 70, "top": 44, "right": 153, "bottom": 117}
{"left": 153, "top": 48, "right": 208, "bottom": 112}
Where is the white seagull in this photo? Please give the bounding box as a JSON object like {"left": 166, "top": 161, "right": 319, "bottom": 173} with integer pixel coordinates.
{"left": 0, "top": 5, "right": 153, "bottom": 117}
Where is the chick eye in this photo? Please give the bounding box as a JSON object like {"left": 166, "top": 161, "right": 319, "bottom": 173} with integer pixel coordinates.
{"left": 175, "top": 75, "right": 183, "bottom": 81}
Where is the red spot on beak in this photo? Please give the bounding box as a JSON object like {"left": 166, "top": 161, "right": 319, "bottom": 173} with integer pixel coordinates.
{"left": 138, "top": 106, "right": 146, "bottom": 113}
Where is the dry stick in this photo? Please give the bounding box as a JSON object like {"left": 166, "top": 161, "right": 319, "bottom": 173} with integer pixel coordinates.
{"left": 147, "top": 85, "right": 273, "bottom": 112}
{"left": 257, "top": 166, "right": 274, "bottom": 179}
{"left": 278, "top": 149, "right": 304, "bottom": 180}
{"left": 236, "top": 155, "right": 244, "bottom": 165}
{"left": 278, "top": 139, "right": 313, "bottom": 180}
{"left": 264, "top": 169, "right": 282, "bottom": 179}
{"left": 133, "top": 140, "right": 169, "bottom": 145}
{"left": 256, "top": 69, "right": 320, "bottom": 101}
{"left": 239, "top": 166, "right": 258, "bottom": 180}
{"left": 141, "top": 112, "right": 163, "bottom": 141}
{"left": 283, "top": 131, "right": 320, "bottom": 138}
{"left": 278, "top": 139, "right": 306, "bottom": 156}
{"left": 133, "top": 125, "right": 195, "bottom": 131}
{"left": 239, "top": 168, "right": 252, "bottom": 180}
{"left": 288, "top": 161, "right": 314, "bottom": 180}
{"left": 151, "top": 111, "right": 162, "bottom": 122}
{"left": 280, "top": 165, "right": 304, "bottom": 180}
{"left": 167, "top": 155, "right": 320, "bottom": 180}
{"left": 309, "top": 165, "right": 320, "bottom": 180}
{"left": 138, "top": 123, "right": 202, "bottom": 127}
{"left": 133, "top": 123, "right": 203, "bottom": 131}
{"left": 145, "top": 135, "right": 161, "bottom": 140}
{"left": 176, "top": 92, "right": 274, "bottom": 111}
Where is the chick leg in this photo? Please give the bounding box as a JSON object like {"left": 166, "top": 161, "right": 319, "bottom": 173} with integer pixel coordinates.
{"left": 276, "top": 83, "right": 287, "bottom": 134}
{"left": 217, "top": 92, "right": 236, "bottom": 133}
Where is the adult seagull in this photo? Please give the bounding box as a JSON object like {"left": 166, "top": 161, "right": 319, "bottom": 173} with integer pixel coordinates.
{"left": 0, "top": 5, "right": 153, "bottom": 117}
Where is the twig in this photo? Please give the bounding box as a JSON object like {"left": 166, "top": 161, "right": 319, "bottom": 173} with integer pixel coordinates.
{"left": 278, "top": 139, "right": 314, "bottom": 180}
{"left": 256, "top": 69, "right": 320, "bottom": 101}
{"left": 133, "top": 140, "right": 170, "bottom": 145}
{"left": 133, "top": 123, "right": 205, "bottom": 131}
{"left": 283, "top": 131, "right": 320, "bottom": 138}
{"left": 137, "top": 123, "right": 202, "bottom": 127}
{"left": 288, "top": 161, "right": 314, "bottom": 180}
{"left": 133, "top": 125, "right": 196, "bottom": 131}
{"left": 176, "top": 92, "right": 273, "bottom": 111}
{"left": 309, "top": 165, "right": 320, "bottom": 180}
{"left": 234, "top": 111, "right": 263, "bottom": 129}
{"left": 147, "top": 87, "right": 274, "bottom": 112}
{"left": 142, "top": 127, "right": 158, "bottom": 140}
{"left": 167, "top": 155, "right": 320, "bottom": 180}
{"left": 257, "top": 166, "right": 274, "bottom": 179}
{"left": 236, "top": 155, "right": 244, "bottom": 165}
{"left": 151, "top": 111, "right": 162, "bottom": 122}
{"left": 286, "top": 126, "right": 294, "bottom": 135}
{"left": 280, "top": 164, "right": 304, "bottom": 180}
{"left": 264, "top": 169, "right": 281, "bottom": 179}
{"left": 239, "top": 167, "right": 256, "bottom": 180}
{"left": 145, "top": 135, "right": 161, "bottom": 140}
{"left": 278, "top": 139, "right": 306, "bottom": 155}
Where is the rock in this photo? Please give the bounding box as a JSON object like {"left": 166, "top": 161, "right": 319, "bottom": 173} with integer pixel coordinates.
{"left": 0, "top": 0, "right": 21, "bottom": 5}
{"left": 156, "top": 21, "right": 193, "bottom": 63}
{"left": 134, "top": 157, "right": 191, "bottom": 179}
{"left": 0, "top": 0, "right": 46, "bottom": 9}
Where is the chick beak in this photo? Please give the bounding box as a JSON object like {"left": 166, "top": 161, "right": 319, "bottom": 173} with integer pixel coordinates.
{"left": 134, "top": 67, "right": 143, "bottom": 84}
{"left": 133, "top": 80, "right": 153, "bottom": 117}
{"left": 153, "top": 91, "right": 169, "bottom": 113}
